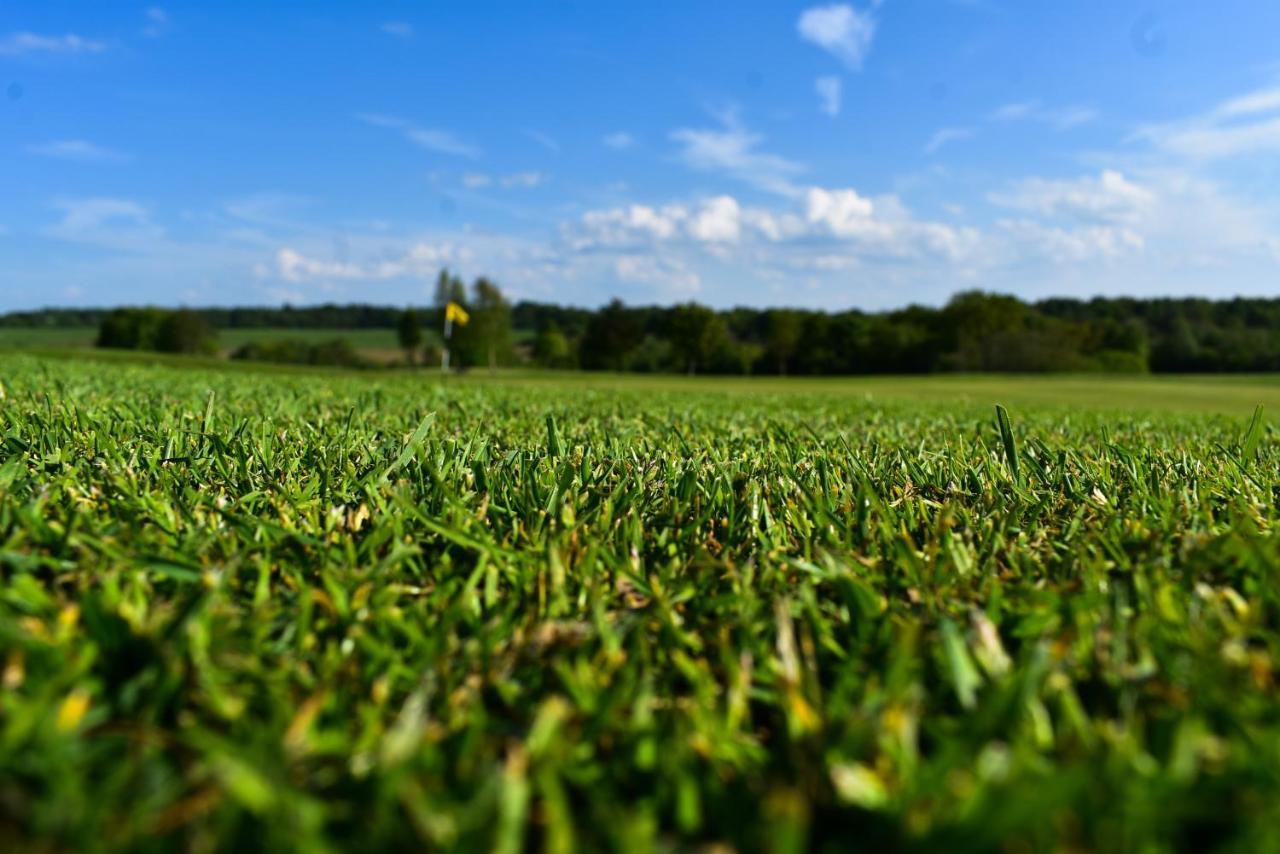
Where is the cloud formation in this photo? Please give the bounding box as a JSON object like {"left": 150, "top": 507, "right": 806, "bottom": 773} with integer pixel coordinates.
{"left": 604, "top": 132, "right": 635, "bottom": 150}
{"left": 670, "top": 109, "right": 804, "bottom": 196}
{"left": 924, "top": 127, "right": 974, "bottom": 154}
{"left": 0, "top": 32, "right": 107, "bottom": 55}
{"left": 991, "top": 101, "right": 1097, "bottom": 130}
{"left": 815, "top": 76, "right": 842, "bottom": 117}
{"left": 357, "top": 114, "right": 481, "bottom": 159}
{"left": 797, "top": 4, "right": 879, "bottom": 70}
{"left": 1136, "top": 85, "right": 1280, "bottom": 159}
{"left": 27, "top": 140, "right": 128, "bottom": 163}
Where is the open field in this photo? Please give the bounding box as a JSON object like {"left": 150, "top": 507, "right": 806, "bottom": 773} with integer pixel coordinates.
{"left": 2, "top": 353, "right": 1279, "bottom": 850}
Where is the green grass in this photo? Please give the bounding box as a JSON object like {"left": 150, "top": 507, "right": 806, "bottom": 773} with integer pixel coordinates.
{"left": 3, "top": 353, "right": 1280, "bottom": 851}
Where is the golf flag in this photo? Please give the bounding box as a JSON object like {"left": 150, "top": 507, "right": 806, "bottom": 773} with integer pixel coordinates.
{"left": 445, "top": 302, "right": 470, "bottom": 326}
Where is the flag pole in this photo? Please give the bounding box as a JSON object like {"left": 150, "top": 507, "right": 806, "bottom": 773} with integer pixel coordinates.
{"left": 441, "top": 313, "right": 452, "bottom": 372}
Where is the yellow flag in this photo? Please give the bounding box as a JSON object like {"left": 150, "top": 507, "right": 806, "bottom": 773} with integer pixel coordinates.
{"left": 445, "top": 302, "right": 470, "bottom": 326}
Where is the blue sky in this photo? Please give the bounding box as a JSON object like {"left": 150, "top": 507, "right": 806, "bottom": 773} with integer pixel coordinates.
{"left": 3, "top": 1, "right": 1280, "bottom": 311}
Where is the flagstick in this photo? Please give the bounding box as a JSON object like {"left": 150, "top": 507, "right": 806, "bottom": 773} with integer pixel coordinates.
{"left": 441, "top": 314, "right": 453, "bottom": 372}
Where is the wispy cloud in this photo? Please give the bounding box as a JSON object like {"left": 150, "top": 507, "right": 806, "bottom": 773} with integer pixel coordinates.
{"left": 381, "top": 21, "right": 414, "bottom": 38}
{"left": 924, "top": 127, "right": 974, "bottom": 154}
{"left": 524, "top": 129, "right": 560, "bottom": 153}
{"left": 815, "top": 76, "right": 842, "bottom": 117}
{"left": 1135, "top": 85, "right": 1280, "bottom": 159}
{"left": 797, "top": 3, "right": 880, "bottom": 70}
{"left": 670, "top": 108, "right": 805, "bottom": 197}
{"left": 46, "top": 198, "right": 164, "bottom": 251}
{"left": 992, "top": 100, "right": 1098, "bottom": 130}
{"left": 462, "top": 171, "right": 547, "bottom": 189}
{"left": 143, "top": 8, "right": 169, "bottom": 39}
{"left": 988, "top": 170, "right": 1154, "bottom": 225}
{"left": 0, "top": 32, "right": 107, "bottom": 56}
{"left": 604, "top": 132, "right": 635, "bottom": 150}
{"left": 357, "top": 113, "right": 481, "bottom": 159}
{"left": 27, "top": 140, "right": 128, "bottom": 163}
{"left": 502, "top": 171, "right": 546, "bottom": 188}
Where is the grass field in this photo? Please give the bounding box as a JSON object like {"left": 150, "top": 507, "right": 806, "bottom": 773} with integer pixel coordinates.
{"left": 2, "top": 353, "right": 1280, "bottom": 851}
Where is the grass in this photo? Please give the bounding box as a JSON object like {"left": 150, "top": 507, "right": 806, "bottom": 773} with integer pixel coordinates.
{"left": 2, "top": 353, "right": 1280, "bottom": 851}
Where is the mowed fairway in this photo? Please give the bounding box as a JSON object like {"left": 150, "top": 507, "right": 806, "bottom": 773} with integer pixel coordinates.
{"left": 3, "top": 354, "right": 1280, "bottom": 851}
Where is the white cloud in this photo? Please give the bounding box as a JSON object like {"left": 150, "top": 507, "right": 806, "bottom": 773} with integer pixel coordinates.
{"left": 989, "top": 170, "right": 1154, "bottom": 225}
{"left": 924, "top": 127, "right": 974, "bottom": 154}
{"left": 524, "top": 129, "right": 560, "bottom": 153}
{"left": 461, "top": 171, "right": 546, "bottom": 189}
{"left": 670, "top": 109, "right": 805, "bottom": 196}
{"left": 502, "top": 171, "right": 546, "bottom": 188}
{"left": 815, "top": 76, "right": 842, "bottom": 117}
{"left": 381, "top": 21, "right": 414, "bottom": 38}
{"left": 688, "top": 196, "right": 742, "bottom": 243}
{"left": 357, "top": 114, "right": 481, "bottom": 159}
{"left": 615, "top": 255, "right": 701, "bottom": 296}
{"left": 568, "top": 187, "right": 974, "bottom": 264}
{"left": 996, "top": 219, "right": 1145, "bottom": 264}
{"left": 991, "top": 100, "right": 1097, "bottom": 130}
{"left": 1136, "top": 85, "right": 1280, "bottom": 160}
{"left": 797, "top": 4, "right": 878, "bottom": 70}
{"left": 27, "top": 140, "right": 128, "bottom": 163}
{"left": 143, "top": 8, "right": 169, "bottom": 38}
{"left": 46, "top": 198, "right": 164, "bottom": 251}
{"left": 277, "top": 242, "right": 470, "bottom": 283}
{"left": 406, "top": 129, "right": 480, "bottom": 159}
{"left": 604, "top": 132, "right": 635, "bottom": 150}
{"left": 0, "top": 32, "right": 107, "bottom": 55}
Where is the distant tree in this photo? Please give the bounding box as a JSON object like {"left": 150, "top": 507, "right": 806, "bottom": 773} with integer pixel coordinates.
{"left": 96, "top": 308, "right": 216, "bottom": 355}
{"left": 665, "top": 302, "right": 727, "bottom": 375}
{"left": 579, "top": 299, "right": 642, "bottom": 371}
{"left": 466, "top": 277, "right": 512, "bottom": 371}
{"left": 433, "top": 269, "right": 467, "bottom": 309}
{"left": 397, "top": 309, "right": 423, "bottom": 365}
{"left": 155, "top": 309, "right": 218, "bottom": 355}
{"left": 533, "top": 324, "right": 572, "bottom": 368}
{"left": 764, "top": 309, "right": 803, "bottom": 374}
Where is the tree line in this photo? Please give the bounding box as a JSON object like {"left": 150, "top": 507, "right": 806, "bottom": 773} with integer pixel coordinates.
{"left": 12, "top": 279, "right": 1280, "bottom": 373}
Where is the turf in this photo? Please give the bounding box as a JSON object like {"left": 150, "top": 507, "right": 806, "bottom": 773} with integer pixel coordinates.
{"left": 2, "top": 354, "right": 1279, "bottom": 851}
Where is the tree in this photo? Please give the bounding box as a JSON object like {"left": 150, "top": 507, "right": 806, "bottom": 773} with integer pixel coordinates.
{"left": 764, "top": 309, "right": 803, "bottom": 375}
{"left": 433, "top": 269, "right": 466, "bottom": 308}
{"left": 97, "top": 307, "right": 215, "bottom": 355}
{"left": 664, "top": 302, "right": 727, "bottom": 375}
{"left": 533, "top": 324, "right": 572, "bottom": 368}
{"left": 579, "top": 299, "right": 643, "bottom": 371}
{"left": 467, "top": 277, "right": 512, "bottom": 371}
{"left": 155, "top": 309, "right": 218, "bottom": 355}
{"left": 397, "top": 309, "right": 423, "bottom": 365}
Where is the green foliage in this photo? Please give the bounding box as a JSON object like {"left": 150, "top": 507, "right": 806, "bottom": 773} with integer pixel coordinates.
{"left": 21, "top": 288, "right": 1280, "bottom": 374}
{"left": 396, "top": 310, "right": 423, "bottom": 364}
{"left": 532, "top": 325, "right": 573, "bottom": 368}
{"left": 96, "top": 308, "right": 217, "bottom": 356}
{"left": 3, "top": 354, "right": 1280, "bottom": 850}
{"left": 230, "top": 338, "right": 365, "bottom": 367}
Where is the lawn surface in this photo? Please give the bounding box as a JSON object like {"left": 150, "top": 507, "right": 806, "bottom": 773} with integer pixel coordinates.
{"left": 1, "top": 353, "right": 1278, "bottom": 851}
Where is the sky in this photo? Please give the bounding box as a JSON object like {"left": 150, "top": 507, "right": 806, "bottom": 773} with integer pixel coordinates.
{"left": 3, "top": 1, "right": 1280, "bottom": 312}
